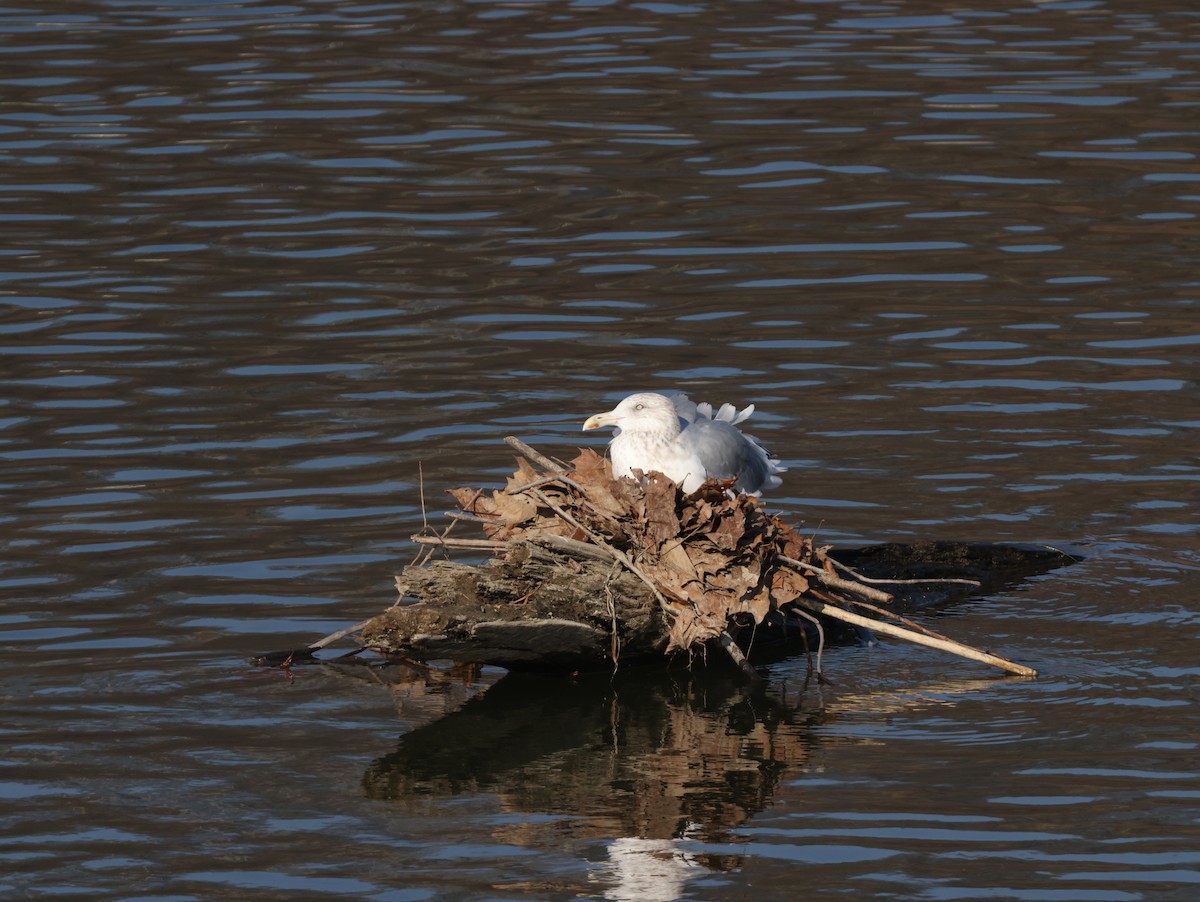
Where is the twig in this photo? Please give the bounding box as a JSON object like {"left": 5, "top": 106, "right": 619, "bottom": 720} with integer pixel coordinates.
{"left": 790, "top": 595, "right": 1037, "bottom": 677}
{"left": 529, "top": 533, "right": 621, "bottom": 563}
{"left": 412, "top": 479, "right": 477, "bottom": 563}
{"left": 786, "top": 606, "right": 826, "bottom": 679}
{"left": 248, "top": 618, "right": 374, "bottom": 667}
{"left": 415, "top": 520, "right": 462, "bottom": 566}
{"left": 780, "top": 555, "right": 894, "bottom": 604}
{"left": 506, "top": 472, "right": 588, "bottom": 496}
{"left": 418, "top": 461, "right": 428, "bottom": 531}
{"left": 604, "top": 560, "right": 621, "bottom": 672}
{"left": 311, "top": 618, "right": 374, "bottom": 650}
{"left": 832, "top": 594, "right": 957, "bottom": 643}
{"left": 410, "top": 535, "right": 509, "bottom": 550}
{"left": 414, "top": 487, "right": 482, "bottom": 566}
{"left": 718, "top": 630, "right": 761, "bottom": 683}
{"left": 505, "top": 435, "right": 568, "bottom": 474}
{"left": 445, "top": 510, "right": 492, "bottom": 523}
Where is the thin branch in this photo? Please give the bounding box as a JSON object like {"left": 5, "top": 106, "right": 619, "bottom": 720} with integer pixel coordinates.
{"left": 445, "top": 510, "right": 492, "bottom": 523}
{"left": 410, "top": 535, "right": 509, "bottom": 550}
{"left": 718, "top": 630, "right": 761, "bottom": 683}
{"left": 505, "top": 435, "right": 567, "bottom": 474}
{"left": 529, "top": 533, "right": 622, "bottom": 563}
{"left": 832, "top": 594, "right": 957, "bottom": 643}
{"left": 311, "top": 618, "right": 374, "bottom": 650}
{"left": 786, "top": 606, "right": 826, "bottom": 678}
{"left": 506, "top": 472, "right": 587, "bottom": 496}
{"left": 249, "top": 618, "right": 375, "bottom": 667}
{"left": 418, "top": 461, "right": 428, "bottom": 532}
{"left": 780, "top": 554, "right": 894, "bottom": 604}
{"left": 413, "top": 487, "right": 483, "bottom": 566}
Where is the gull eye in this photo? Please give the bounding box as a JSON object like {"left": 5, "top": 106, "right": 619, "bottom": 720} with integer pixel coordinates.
{"left": 634, "top": 403, "right": 644, "bottom": 410}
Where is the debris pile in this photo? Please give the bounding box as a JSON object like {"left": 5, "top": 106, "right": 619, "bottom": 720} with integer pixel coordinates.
{"left": 358, "top": 437, "right": 1038, "bottom": 677}
{"left": 447, "top": 448, "right": 824, "bottom": 656}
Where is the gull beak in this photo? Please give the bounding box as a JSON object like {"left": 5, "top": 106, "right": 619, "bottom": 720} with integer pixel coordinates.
{"left": 582, "top": 411, "right": 616, "bottom": 432}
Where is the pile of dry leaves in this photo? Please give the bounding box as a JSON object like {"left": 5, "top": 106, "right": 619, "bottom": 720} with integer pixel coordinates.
{"left": 449, "top": 448, "right": 836, "bottom": 655}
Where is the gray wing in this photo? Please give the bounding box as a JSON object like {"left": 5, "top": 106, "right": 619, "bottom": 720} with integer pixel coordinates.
{"left": 671, "top": 394, "right": 784, "bottom": 494}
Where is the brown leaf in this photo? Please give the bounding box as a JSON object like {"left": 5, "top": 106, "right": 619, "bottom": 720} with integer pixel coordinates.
{"left": 570, "top": 451, "right": 628, "bottom": 519}
{"left": 449, "top": 486, "right": 495, "bottom": 517}
{"left": 502, "top": 457, "right": 543, "bottom": 493}
{"left": 659, "top": 541, "right": 700, "bottom": 586}
{"left": 489, "top": 490, "right": 539, "bottom": 535}
{"left": 770, "top": 565, "right": 810, "bottom": 604}
{"left": 643, "top": 474, "right": 681, "bottom": 547}
{"left": 666, "top": 606, "right": 727, "bottom": 654}
{"left": 570, "top": 448, "right": 610, "bottom": 482}
{"left": 740, "top": 581, "right": 773, "bottom": 623}
{"left": 709, "top": 505, "right": 746, "bottom": 553}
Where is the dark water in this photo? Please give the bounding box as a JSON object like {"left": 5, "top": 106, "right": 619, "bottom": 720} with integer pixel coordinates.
{"left": 3, "top": 1, "right": 1199, "bottom": 899}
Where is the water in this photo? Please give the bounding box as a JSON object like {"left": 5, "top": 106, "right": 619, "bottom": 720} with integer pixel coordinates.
{"left": 2, "top": 1, "right": 1199, "bottom": 899}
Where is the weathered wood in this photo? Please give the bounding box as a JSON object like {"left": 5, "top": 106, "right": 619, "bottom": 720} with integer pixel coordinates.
{"left": 362, "top": 544, "right": 670, "bottom": 670}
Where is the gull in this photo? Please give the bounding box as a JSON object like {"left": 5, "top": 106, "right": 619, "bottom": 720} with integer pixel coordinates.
{"left": 582, "top": 391, "right": 784, "bottom": 495}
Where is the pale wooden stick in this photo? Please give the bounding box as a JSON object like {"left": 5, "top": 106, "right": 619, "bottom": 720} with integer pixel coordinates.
{"left": 832, "top": 594, "right": 956, "bottom": 643}
{"left": 411, "top": 535, "right": 508, "bottom": 550}
{"left": 445, "top": 510, "right": 492, "bottom": 523}
{"left": 250, "top": 617, "right": 376, "bottom": 667}
{"left": 786, "top": 606, "right": 826, "bottom": 677}
{"left": 311, "top": 618, "right": 375, "bottom": 650}
{"left": 791, "top": 595, "right": 1037, "bottom": 677}
{"left": 529, "top": 533, "right": 621, "bottom": 563}
{"left": 418, "top": 461, "right": 428, "bottom": 531}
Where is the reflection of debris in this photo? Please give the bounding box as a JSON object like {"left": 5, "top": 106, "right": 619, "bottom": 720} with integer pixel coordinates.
{"left": 362, "top": 668, "right": 808, "bottom": 846}
{"left": 359, "top": 665, "right": 1039, "bottom": 881}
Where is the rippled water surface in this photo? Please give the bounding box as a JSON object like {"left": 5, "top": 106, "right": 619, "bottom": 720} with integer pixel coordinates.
{"left": 3, "top": 1, "right": 1199, "bottom": 899}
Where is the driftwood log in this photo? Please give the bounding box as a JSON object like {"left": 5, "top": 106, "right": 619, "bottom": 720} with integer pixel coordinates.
{"left": 348, "top": 439, "right": 1077, "bottom": 678}
{"left": 364, "top": 537, "right": 665, "bottom": 671}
